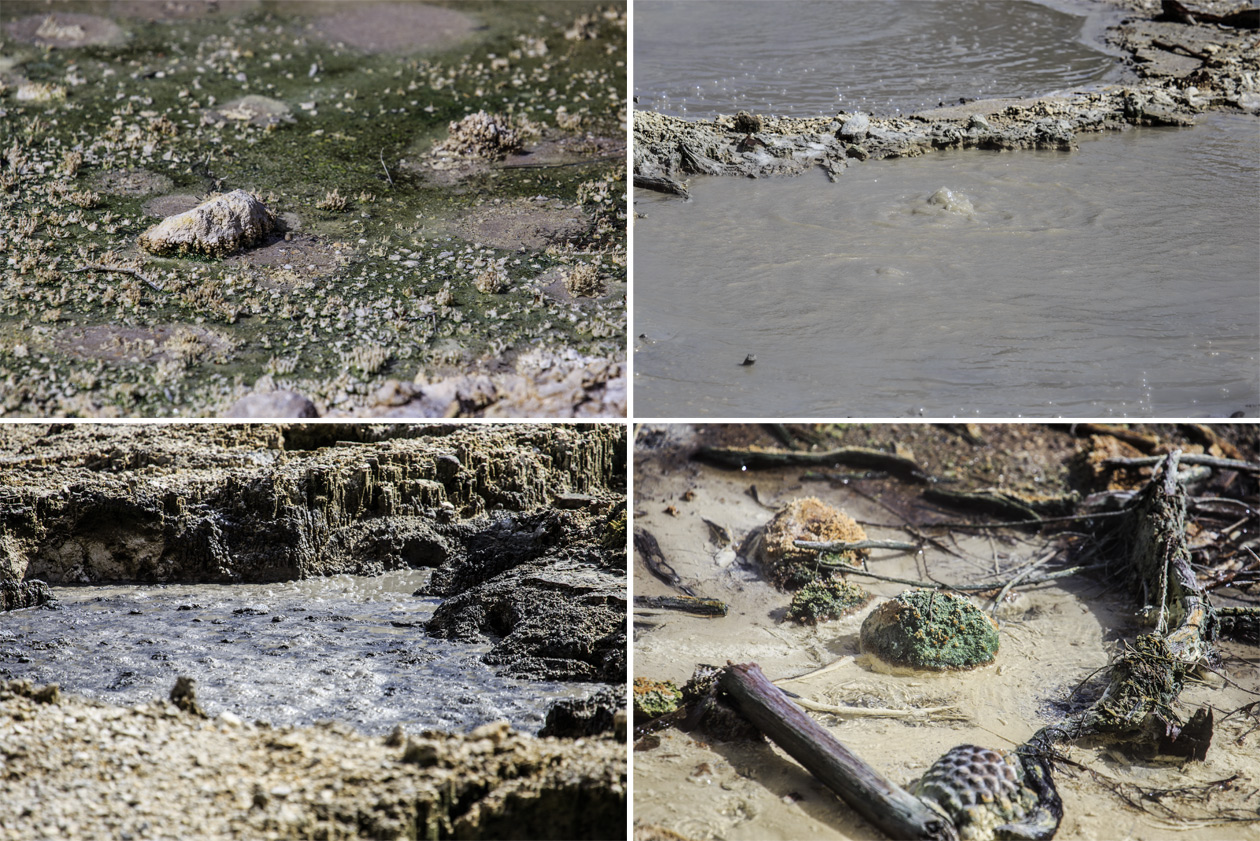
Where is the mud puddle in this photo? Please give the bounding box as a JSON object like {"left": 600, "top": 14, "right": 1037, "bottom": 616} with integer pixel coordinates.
{"left": 0, "top": 569, "right": 588, "bottom": 735}
{"left": 635, "top": 0, "right": 1125, "bottom": 119}
{"left": 634, "top": 112, "right": 1260, "bottom": 418}
{"left": 632, "top": 425, "right": 1260, "bottom": 841}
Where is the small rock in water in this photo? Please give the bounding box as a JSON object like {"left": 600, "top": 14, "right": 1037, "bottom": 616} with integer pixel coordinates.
{"left": 139, "top": 189, "right": 275, "bottom": 258}
{"left": 169, "top": 676, "right": 206, "bottom": 717}
{"left": 741, "top": 354, "right": 756, "bottom": 366}
{"left": 838, "top": 113, "right": 870, "bottom": 141}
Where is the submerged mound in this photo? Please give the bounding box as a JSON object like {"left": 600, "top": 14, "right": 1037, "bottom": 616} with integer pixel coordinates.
{"left": 860, "top": 589, "right": 1000, "bottom": 671}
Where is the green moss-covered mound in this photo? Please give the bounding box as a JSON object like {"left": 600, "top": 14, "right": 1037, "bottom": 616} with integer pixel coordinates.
{"left": 860, "top": 589, "right": 999, "bottom": 671}
{"left": 786, "top": 576, "right": 872, "bottom": 625}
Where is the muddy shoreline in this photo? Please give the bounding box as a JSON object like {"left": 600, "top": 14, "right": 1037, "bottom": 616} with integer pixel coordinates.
{"left": 633, "top": 0, "right": 1258, "bottom": 191}
{"left": 631, "top": 424, "right": 1259, "bottom": 841}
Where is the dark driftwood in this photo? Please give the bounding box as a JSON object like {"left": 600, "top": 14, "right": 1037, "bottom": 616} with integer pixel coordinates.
{"left": 634, "top": 595, "right": 728, "bottom": 617}
{"left": 633, "top": 529, "right": 696, "bottom": 597}
{"left": 719, "top": 662, "right": 952, "bottom": 841}
{"left": 922, "top": 488, "right": 1077, "bottom": 521}
{"left": 693, "top": 446, "right": 929, "bottom": 483}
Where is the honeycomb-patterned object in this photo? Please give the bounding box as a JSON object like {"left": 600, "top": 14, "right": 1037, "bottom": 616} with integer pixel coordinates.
{"left": 913, "top": 745, "right": 1061, "bottom": 840}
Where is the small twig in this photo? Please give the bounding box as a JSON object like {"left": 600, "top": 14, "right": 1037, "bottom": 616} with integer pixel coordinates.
{"left": 785, "top": 693, "right": 962, "bottom": 720}
{"left": 380, "top": 149, "right": 394, "bottom": 186}
{"left": 1103, "top": 454, "right": 1260, "bottom": 475}
{"left": 930, "top": 509, "right": 1131, "bottom": 531}
{"left": 991, "top": 552, "right": 1055, "bottom": 613}
{"left": 795, "top": 538, "right": 920, "bottom": 553}
{"left": 70, "top": 263, "right": 165, "bottom": 292}
{"left": 826, "top": 563, "right": 1089, "bottom": 592}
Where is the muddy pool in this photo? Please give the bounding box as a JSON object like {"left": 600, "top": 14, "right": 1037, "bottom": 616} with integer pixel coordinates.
{"left": 631, "top": 427, "right": 1260, "bottom": 840}
{"left": 634, "top": 112, "right": 1260, "bottom": 418}
{"left": 635, "top": 0, "right": 1125, "bottom": 119}
{"left": 0, "top": 569, "right": 588, "bottom": 735}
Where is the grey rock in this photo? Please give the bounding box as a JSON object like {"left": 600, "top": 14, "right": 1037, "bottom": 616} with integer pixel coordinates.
{"left": 225, "top": 390, "right": 319, "bottom": 419}
{"left": 838, "top": 112, "right": 870, "bottom": 141}
{"left": 139, "top": 189, "right": 275, "bottom": 258}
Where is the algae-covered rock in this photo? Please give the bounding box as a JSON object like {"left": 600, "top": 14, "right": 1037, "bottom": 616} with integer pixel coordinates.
{"left": 758, "top": 497, "right": 867, "bottom": 589}
{"left": 786, "top": 576, "right": 872, "bottom": 625}
{"left": 860, "top": 589, "right": 999, "bottom": 671}
{"left": 139, "top": 189, "right": 275, "bottom": 257}
{"left": 632, "top": 677, "right": 682, "bottom": 721}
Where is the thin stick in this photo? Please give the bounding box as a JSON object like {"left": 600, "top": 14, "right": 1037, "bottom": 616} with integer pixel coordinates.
{"left": 70, "top": 264, "right": 164, "bottom": 292}
{"left": 1103, "top": 454, "right": 1260, "bottom": 475}
{"left": 775, "top": 655, "right": 857, "bottom": 685}
{"left": 787, "top": 694, "right": 961, "bottom": 720}
{"left": 991, "top": 552, "right": 1054, "bottom": 613}
{"left": 795, "top": 538, "right": 919, "bottom": 553}
{"left": 380, "top": 149, "right": 394, "bottom": 186}
{"left": 827, "top": 563, "right": 1088, "bottom": 592}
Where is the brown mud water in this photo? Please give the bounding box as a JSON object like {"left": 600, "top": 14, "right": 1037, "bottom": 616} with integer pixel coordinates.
{"left": 0, "top": 423, "right": 628, "bottom": 839}
{"left": 632, "top": 0, "right": 1259, "bottom": 418}
{"left": 0, "top": 1, "right": 626, "bottom": 418}
{"left": 632, "top": 423, "right": 1260, "bottom": 841}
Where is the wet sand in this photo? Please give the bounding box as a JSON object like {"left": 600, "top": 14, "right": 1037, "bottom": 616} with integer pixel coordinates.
{"left": 632, "top": 425, "right": 1260, "bottom": 841}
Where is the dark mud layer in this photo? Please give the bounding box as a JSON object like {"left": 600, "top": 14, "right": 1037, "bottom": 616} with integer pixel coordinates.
{"left": 0, "top": 423, "right": 626, "bottom": 686}
{"left": 0, "top": 1, "right": 626, "bottom": 418}
{"left": 633, "top": 2, "right": 1257, "bottom": 186}
{"left": 0, "top": 680, "right": 626, "bottom": 841}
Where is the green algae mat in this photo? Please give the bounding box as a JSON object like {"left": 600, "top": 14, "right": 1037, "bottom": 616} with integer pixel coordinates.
{"left": 0, "top": 1, "right": 626, "bottom": 417}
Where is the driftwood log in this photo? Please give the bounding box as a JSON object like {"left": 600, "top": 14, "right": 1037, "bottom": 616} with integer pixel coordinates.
{"left": 693, "top": 445, "right": 929, "bottom": 483}
{"left": 1030, "top": 450, "right": 1219, "bottom": 755}
{"left": 719, "top": 662, "right": 954, "bottom": 841}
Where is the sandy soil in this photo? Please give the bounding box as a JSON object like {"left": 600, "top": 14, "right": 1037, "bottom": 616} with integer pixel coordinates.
{"left": 632, "top": 424, "right": 1260, "bottom": 841}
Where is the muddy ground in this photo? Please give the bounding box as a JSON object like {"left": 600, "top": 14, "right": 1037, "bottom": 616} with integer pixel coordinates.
{"left": 632, "top": 423, "right": 1259, "bottom": 841}
{"left": 0, "top": 679, "right": 626, "bottom": 841}
{"left": 1, "top": 1, "right": 626, "bottom": 418}
{"left": 633, "top": 0, "right": 1258, "bottom": 190}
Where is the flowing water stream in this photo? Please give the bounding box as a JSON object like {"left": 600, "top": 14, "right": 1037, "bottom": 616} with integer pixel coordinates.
{"left": 0, "top": 570, "right": 588, "bottom": 735}
{"left": 633, "top": 0, "right": 1260, "bottom": 418}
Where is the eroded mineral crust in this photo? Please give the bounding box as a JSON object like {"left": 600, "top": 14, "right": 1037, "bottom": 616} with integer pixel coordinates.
{"left": 138, "top": 189, "right": 275, "bottom": 257}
